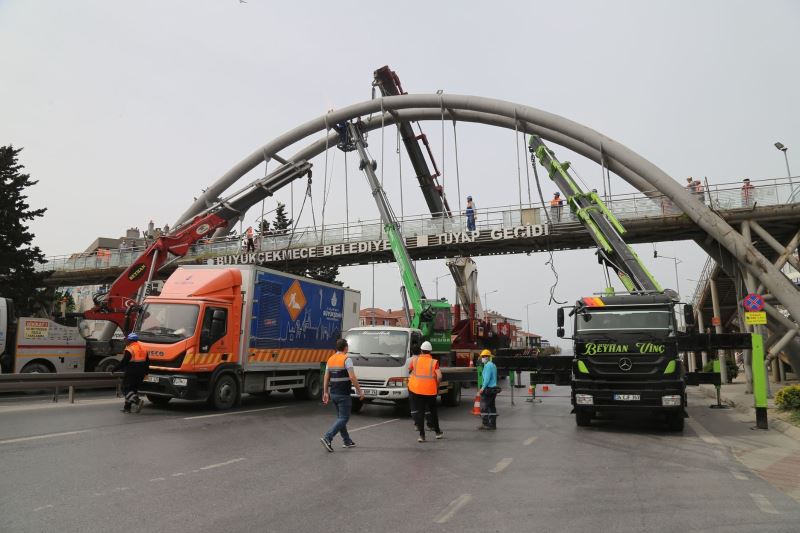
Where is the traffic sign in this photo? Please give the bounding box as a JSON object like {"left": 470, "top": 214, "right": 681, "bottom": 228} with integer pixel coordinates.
{"left": 745, "top": 311, "right": 767, "bottom": 325}
{"left": 711, "top": 316, "right": 721, "bottom": 326}
{"left": 743, "top": 293, "right": 765, "bottom": 312}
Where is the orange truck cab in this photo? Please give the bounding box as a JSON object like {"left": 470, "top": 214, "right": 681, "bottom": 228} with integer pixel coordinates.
{"left": 137, "top": 265, "right": 360, "bottom": 409}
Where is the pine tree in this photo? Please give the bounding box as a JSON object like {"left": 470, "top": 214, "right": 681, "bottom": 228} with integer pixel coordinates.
{"left": 259, "top": 219, "right": 271, "bottom": 236}
{"left": 271, "top": 202, "right": 341, "bottom": 285}
{"left": 0, "top": 146, "right": 47, "bottom": 315}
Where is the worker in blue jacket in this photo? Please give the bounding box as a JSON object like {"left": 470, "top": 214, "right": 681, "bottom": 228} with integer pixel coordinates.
{"left": 478, "top": 349, "right": 498, "bottom": 430}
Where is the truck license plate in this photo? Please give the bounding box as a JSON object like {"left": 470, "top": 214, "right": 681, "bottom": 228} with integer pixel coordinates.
{"left": 614, "top": 394, "right": 640, "bottom": 401}
{"left": 144, "top": 375, "right": 160, "bottom": 383}
{"left": 361, "top": 389, "right": 377, "bottom": 396}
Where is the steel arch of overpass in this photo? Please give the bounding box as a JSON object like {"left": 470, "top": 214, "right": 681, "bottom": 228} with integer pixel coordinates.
{"left": 177, "top": 94, "right": 800, "bottom": 327}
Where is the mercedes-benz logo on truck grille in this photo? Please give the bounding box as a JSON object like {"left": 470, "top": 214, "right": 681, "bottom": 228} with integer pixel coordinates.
{"left": 618, "top": 358, "right": 633, "bottom": 371}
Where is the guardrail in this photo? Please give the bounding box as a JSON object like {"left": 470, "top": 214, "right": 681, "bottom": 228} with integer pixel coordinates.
{"left": 35, "top": 175, "right": 800, "bottom": 274}
{"left": 0, "top": 373, "right": 121, "bottom": 402}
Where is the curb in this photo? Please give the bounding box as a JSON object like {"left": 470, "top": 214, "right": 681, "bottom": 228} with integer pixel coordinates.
{"left": 697, "top": 385, "right": 800, "bottom": 442}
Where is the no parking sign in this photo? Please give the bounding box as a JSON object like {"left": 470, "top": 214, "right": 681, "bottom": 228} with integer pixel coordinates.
{"left": 742, "top": 293, "right": 765, "bottom": 312}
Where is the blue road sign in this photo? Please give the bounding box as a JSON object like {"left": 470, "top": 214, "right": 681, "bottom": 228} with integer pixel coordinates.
{"left": 743, "top": 293, "right": 765, "bottom": 312}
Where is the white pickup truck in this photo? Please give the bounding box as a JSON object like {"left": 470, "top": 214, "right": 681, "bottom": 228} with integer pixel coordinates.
{"left": 342, "top": 326, "right": 461, "bottom": 413}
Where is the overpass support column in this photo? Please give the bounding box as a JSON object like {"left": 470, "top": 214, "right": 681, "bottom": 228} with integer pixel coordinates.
{"left": 709, "top": 278, "right": 728, "bottom": 384}
{"left": 696, "top": 311, "right": 707, "bottom": 368}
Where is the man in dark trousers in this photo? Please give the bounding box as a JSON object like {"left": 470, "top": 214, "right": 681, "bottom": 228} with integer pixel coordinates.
{"left": 408, "top": 341, "right": 443, "bottom": 442}
{"left": 117, "top": 332, "right": 149, "bottom": 413}
{"left": 478, "top": 349, "right": 498, "bottom": 430}
{"left": 320, "top": 338, "right": 364, "bottom": 452}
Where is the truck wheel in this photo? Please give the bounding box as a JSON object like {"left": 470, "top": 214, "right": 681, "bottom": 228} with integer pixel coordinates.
{"left": 575, "top": 409, "right": 592, "bottom": 427}
{"left": 95, "top": 358, "right": 119, "bottom": 373}
{"left": 21, "top": 363, "right": 52, "bottom": 394}
{"left": 209, "top": 374, "right": 238, "bottom": 410}
{"left": 441, "top": 383, "right": 461, "bottom": 407}
{"left": 667, "top": 412, "right": 685, "bottom": 432}
{"left": 293, "top": 371, "right": 322, "bottom": 401}
{"left": 147, "top": 395, "right": 171, "bottom": 407}
{"left": 351, "top": 398, "right": 364, "bottom": 413}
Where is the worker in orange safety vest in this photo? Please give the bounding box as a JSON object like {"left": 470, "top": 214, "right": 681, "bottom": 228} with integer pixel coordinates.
{"left": 408, "top": 341, "right": 443, "bottom": 443}
{"left": 117, "top": 332, "right": 150, "bottom": 413}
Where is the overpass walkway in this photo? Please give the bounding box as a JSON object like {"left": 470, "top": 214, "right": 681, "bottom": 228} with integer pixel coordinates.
{"left": 40, "top": 176, "right": 800, "bottom": 286}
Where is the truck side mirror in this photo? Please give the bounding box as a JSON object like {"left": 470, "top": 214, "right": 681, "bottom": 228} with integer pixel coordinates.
{"left": 210, "top": 318, "right": 225, "bottom": 339}
{"left": 683, "top": 304, "right": 695, "bottom": 327}
{"left": 557, "top": 327, "right": 565, "bottom": 338}
{"left": 557, "top": 307, "right": 565, "bottom": 328}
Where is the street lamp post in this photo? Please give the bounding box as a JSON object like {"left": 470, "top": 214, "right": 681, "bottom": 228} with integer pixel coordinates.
{"left": 653, "top": 251, "right": 682, "bottom": 296}
{"left": 484, "top": 289, "right": 498, "bottom": 311}
{"left": 524, "top": 301, "right": 539, "bottom": 333}
{"left": 433, "top": 274, "right": 451, "bottom": 299}
{"left": 775, "top": 142, "right": 793, "bottom": 189}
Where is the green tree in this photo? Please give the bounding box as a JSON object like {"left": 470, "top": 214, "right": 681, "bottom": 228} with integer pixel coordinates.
{"left": 272, "top": 202, "right": 340, "bottom": 284}
{"left": 0, "top": 146, "right": 47, "bottom": 315}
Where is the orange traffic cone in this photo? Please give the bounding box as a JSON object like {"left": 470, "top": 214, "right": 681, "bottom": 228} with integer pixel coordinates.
{"left": 472, "top": 393, "right": 481, "bottom": 416}
{"left": 526, "top": 384, "right": 535, "bottom": 402}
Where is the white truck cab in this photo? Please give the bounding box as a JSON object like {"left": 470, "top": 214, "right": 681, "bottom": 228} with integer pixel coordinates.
{"left": 343, "top": 326, "right": 460, "bottom": 413}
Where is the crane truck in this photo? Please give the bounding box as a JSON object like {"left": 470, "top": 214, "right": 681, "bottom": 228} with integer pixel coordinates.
{"left": 338, "top": 121, "right": 461, "bottom": 412}
{"left": 0, "top": 159, "right": 315, "bottom": 378}
{"left": 528, "top": 136, "right": 689, "bottom": 431}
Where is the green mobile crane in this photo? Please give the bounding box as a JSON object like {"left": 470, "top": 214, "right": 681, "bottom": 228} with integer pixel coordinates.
{"left": 342, "top": 121, "right": 452, "bottom": 353}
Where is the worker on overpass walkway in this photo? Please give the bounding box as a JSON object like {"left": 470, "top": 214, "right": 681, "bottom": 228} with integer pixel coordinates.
{"left": 409, "top": 341, "right": 444, "bottom": 443}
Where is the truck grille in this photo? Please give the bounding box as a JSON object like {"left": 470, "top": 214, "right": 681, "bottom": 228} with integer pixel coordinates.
{"left": 358, "top": 379, "right": 386, "bottom": 387}
{"left": 586, "top": 355, "right": 666, "bottom": 377}
{"left": 149, "top": 352, "right": 186, "bottom": 369}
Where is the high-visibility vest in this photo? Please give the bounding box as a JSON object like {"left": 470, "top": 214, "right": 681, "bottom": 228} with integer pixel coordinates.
{"left": 550, "top": 197, "right": 561, "bottom": 207}
{"left": 409, "top": 354, "right": 438, "bottom": 396}
{"left": 326, "top": 352, "right": 351, "bottom": 395}
{"left": 127, "top": 342, "right": 148, "bottom": 363}
{"left": 246, "top": 227, "right": 254, "bottom": 238}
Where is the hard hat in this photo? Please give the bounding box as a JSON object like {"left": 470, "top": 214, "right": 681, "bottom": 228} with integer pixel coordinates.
{"left": 420, "top": 341, "right": 433, "bottom": 352}
{"left": 480, "top": 349, "right": 492, "bottom": 357}
{"left": 126, "top": 332, "right": 139, "bottom": 342}
{"left": 554, "top": 192, "right": 560, "bottom": 196}
{"left": 467, "top": 195, "right": 472, "bottom": 200}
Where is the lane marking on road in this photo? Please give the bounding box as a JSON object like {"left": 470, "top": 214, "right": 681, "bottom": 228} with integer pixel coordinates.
{"left": 523, "top": 436, "right": 538, "bottom": 446}
{"left": 731, "top": 470, "right": 748, "bottom": 480}
{"left": 171, "top": 473, "right": 185, "bottom": 477}
{"left": 199, "top": 457, "right": 246, "bottom": 470}
{"left": 686, "top": 418, "right": 722, "bottom": 445}
{"left": 434, "top": 494, "right": 472, "bottom": 524}
{"left": 183, "top": 406, "right": 286, "bottom": 420}
{"left": 0, "top": 430, "right": 90, "bottom": 445}
{"left": 112, "top": 487, "right": 130, "bottom": 492}
{"left": 490, "top": 458, "right": 513, "bottom": 473}
{"left": 32, "top": 505, "right": 53, "bottom": 512}
{"left": 750, "top": 493, "right": 779, "bottom": 514}
{"left": 149, "top": 478, "right": 165, "bottom": 482}
{"left": 349, "top": 418, "right": 400, "bottom": 433}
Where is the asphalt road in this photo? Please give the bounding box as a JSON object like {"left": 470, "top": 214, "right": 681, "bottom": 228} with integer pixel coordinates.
{"left": 2, "top": 383, "right": 800, "bottom": 533}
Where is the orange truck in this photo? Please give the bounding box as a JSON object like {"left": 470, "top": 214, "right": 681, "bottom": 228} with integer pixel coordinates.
{"left": 137, "top": 265, "right": 360, "bottom": 409}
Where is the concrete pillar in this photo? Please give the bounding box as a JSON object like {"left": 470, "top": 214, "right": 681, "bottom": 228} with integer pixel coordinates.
{"left": 695, "top": 311, "right": 706, "bottom": 370}
{"left": 710, "top": 278, "right": 728, "bottom": 383}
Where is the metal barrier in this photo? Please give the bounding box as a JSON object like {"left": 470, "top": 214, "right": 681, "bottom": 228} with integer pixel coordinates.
{"left": 0, "top": 373, "right": 121, "bottom": 402}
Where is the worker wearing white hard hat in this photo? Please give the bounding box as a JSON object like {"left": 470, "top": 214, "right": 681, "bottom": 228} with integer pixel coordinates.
{"left": 408, "top": 340, "right": 443, "bottom": 442}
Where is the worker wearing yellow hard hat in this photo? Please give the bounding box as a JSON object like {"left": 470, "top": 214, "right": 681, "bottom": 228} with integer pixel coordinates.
{"left": 478, "top": 349, "right": 498, "bottom": 430}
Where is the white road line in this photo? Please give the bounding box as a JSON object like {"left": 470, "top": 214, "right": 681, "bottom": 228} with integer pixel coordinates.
{"left": 149, "top": 478, "right": 165, "bottom": 482}
{"left": 183, "top": 406, "right": 286, "bottom": 420}
{"left": 731, "top": 470, "right": 748, "bottom": 480}
{"left": 112, "top": 487, "right": 130, "bottom": 492}
{"left": 199, "top": 457, "right": 246, "bottom": 471}
{"left": 523, "top": 436, "right": 538, "bottom": 446}
{"left": 349, "top": 418, "right": 400, "bottom": 433}
{"left": 32, "top": 505, "right": 53, "bottom": 512}
{"left": 750, "top": 493, "right": 779, "bottom": 514}
{"left": 685, "top": 418, "right": 722, "bottom": 445}
{"left": 171, "top": 473, "right": 185, "bottom": 477}
{"left": 0, "top": 430, "right": 90, "bottom": 445}
{"left": 490, "top": 458, "right": 513, "bottom": 473}
{"left": 434, "top": 494, "right": 472, "bottom": 524}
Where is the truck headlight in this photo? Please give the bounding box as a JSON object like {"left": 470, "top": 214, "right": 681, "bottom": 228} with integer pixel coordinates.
{"left": 575, "top": 394, "right": 594, "bottom": 405}
{"left": 387, "top": 377, "right": 407, "bottom": 387}
{"left": 662, "top": 395, "right": 681, "bottom": 407}
{"left": 172, "top": 377, "right": 189, "bottom": 387}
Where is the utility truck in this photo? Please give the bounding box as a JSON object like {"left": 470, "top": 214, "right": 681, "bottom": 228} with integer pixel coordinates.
{"left": 337, "top": 120, "right": 462, "bottom": 412}
{"left": 138, "top": 265, "right": 360, "bottom": 409}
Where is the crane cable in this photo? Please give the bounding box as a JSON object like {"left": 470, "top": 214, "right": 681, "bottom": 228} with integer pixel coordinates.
{"left": 452, "top": 119, "right": 462, "bottom": 216}
{"left": 529, "top": 136, "right": 566, "bottom": 305}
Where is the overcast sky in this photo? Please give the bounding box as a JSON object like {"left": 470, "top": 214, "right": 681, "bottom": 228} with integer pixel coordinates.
{"left": 2, "top": 0, "right": 798, "bottom": 345}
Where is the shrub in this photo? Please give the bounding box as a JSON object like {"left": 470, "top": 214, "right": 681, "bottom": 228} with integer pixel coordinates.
{"left": 775, "top": 385, "right": 800, "bottom": 410}
{"left": 702, "top": 358, "right": 739, "bottom": 382}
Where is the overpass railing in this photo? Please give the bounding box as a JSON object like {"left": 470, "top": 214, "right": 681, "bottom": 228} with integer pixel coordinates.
{"left": 36, "top": 176, "right": 800, "bottom": 274}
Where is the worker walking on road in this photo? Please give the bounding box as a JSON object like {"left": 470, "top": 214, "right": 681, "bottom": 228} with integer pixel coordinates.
{"left": 478, "top": 349, "right": 499, "bottom": 430}
{"left": 409, "top": 341, "right": 443, "bottom": 442}
{"left": 320, "top": 338, "right": 364, "bottom": 452}
{"left": 117, "top": 332, "right": 149, "bottom": 413}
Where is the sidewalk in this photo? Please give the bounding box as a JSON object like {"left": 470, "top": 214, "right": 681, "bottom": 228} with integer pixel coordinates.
{"left": 697, "top": 375, "right": 800, "bottom": 441}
